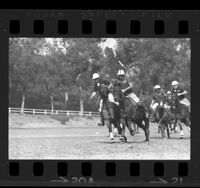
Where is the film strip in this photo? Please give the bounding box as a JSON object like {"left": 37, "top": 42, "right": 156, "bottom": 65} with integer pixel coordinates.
{"left": 0, "top": 10, "right": 199, "bottom": 186}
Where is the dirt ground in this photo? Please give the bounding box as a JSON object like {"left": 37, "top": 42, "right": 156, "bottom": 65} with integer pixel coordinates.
{"left": 9, "top": 114, "right": 190, "bottom": 160}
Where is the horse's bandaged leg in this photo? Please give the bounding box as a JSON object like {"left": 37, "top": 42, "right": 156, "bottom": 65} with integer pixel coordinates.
{"left": 114, "top": 128, "right": 118, "bottom": 135}
{"left": 99, "top": 99, "right": 103, "bottom": 112}
{"left": 187, "top": 126, "right": 191, "bottom": 132}
{"left": 180, "top": 98, "right": 190, "bottom": 107}
{"left": 181, "top": 130, "right": 184, "bottom": 136}
{"left": 109, "top": 132, "right": 114, "bottom": 139}
{"left": 128, "top": 93, "right": 140, "bottom": 103}
{"left": 120, "top": 123, "right": 123, "bottom": 129}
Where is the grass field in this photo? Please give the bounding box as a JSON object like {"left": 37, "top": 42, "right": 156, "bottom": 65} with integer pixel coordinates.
{"left": 9, "top": 113, "right": 190, "bottom": 160}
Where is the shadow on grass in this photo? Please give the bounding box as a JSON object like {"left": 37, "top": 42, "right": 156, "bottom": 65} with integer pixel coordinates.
{"left": 150, "top": 136, "right": 190, "bottom": 140}
{"left": 98, "top": 140, "right": 148, "bottom": 144}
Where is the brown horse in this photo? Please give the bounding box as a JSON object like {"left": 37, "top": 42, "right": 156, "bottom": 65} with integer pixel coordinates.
{"left": 170, "top": 95, "right": 191, "bottom": 138}
{"left": 100, "top": 84, "right": 123, "bottom": 143}
{"left": 154, "top": 98, "right": 175, "bottom": 139}
{"left": 112, "top": 86, "right": 150, "bottom": 143}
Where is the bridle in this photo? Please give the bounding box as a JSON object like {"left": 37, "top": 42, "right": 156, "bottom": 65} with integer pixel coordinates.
{"left": 113, "top": 86, "right": 124, "bottom": 103}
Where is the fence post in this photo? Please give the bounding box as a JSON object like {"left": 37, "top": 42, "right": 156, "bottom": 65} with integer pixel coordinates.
{"left": 33, "top": 109, "right": 35, "bottom": 115}
{"left": 89, "top": 112, "right": 92, "bottom": 116}
{"left": 9, "top": 107, "right": 11, "bottom": 114}
{"left": 67, "top": 111, "right": 69, "bottom": 116}
{"left": 44, "top": 110, "right": 47, "bottom": 115}
{"left": 56, "top": 110, "right": 58, "bottom": 114}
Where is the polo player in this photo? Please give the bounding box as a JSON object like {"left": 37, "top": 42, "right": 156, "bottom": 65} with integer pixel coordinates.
{"left": 164, "top": 91, "right": 172, "bottom": 108}
{"left": 112, "top": 69, "right": 149, "bottom": 118}
{"left": 90, "top": 73, "right": 111, "bottom": 126}
{"left": 150, "top": 85, "right": 163, "bottom": 112}
{"left": 171, "top": 80, "right": 190, "bottom": 112}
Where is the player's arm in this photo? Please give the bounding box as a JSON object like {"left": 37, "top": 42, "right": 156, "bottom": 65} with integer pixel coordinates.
{"left": 150, "top": 95, "right": 156, "bottom": 106}
{"left": 177, "top": 88, "right": 187, "bottom": 96}
{"left": 108, "top": 93, "right": 119, "bottom": 106}
{"left": 90, "top": 83, "right": 98, "bottom": 99}
{"left": 90, "top": 91, "right": 97, "bottom": 99}
{"left": 122, "top": 82, "right": 133, "bottom": 93}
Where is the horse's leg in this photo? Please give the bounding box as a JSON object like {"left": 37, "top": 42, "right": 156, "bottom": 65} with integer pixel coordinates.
{"left": 158, "top": 126, "right": 161, "bottom": 133}
{"left": 178, "top": 120, "right": 184, "bottom": 138}
{"left": 119, "top": 119, "right": 127, "bottom": 143}
{"left": 174, "top": 117, "right": 178, "bottom": 133}
{"left": 182, "top": 117, "right": 191, "bottom": 134}
{"left": 144, "top": 118, "right": 150, "bottom": 142}
{"left": 166, "top": 122, "right": 170, "bottom": 139}
{"left": 169, "top": 122, "right": 174, "bottom": 133}
{"left": 105, "top": 120, "right": 114, "bottom": 143}
{"left": 113, "top": 123, "right": 118, "bottom": 137}
{"left": 186, "top": 117, "right": 191, "bottom": 133}
{"left": 113, "top": 118, "right": 120, "bottom": 137}
{"left": 117, "top": 121, "right": 122, "bottom": 137}
{"left": 160, "top": 122, "right": 165, "bottom": 139}
{"left": 126, "top": 120, "right": 135, "bottom": 136}
{"left": 136, "top": 124, "right": 139, "bottom": 133}
{"left": 138, "top": 119, "right": 149, "bottom": 143}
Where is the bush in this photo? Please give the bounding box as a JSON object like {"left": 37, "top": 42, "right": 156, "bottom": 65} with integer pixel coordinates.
{"left": 50, "top": 114, "right": 70, "bottom": 125}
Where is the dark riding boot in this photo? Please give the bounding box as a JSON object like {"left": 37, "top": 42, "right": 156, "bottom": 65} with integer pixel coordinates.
{"left": 144, "top": 106, "right": 149, "bottom": 119}
{"left": 98, "top": 113, "right": 105, "bottom": 126}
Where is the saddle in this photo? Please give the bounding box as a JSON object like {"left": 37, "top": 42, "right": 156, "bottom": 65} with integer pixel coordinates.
{"left": 126, "top": 95, "right": 140, "bottom": 110}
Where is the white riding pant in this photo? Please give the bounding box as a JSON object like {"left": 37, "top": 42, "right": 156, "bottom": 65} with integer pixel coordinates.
{"left": 127, "top": 93, "right": 140, "bottom": 103}
{"left": 99, "top": 93, "right": 117, "bottom": 112}
{"left": 180, "top": 98, "right": 190, "bottom": 107}
{"left": 151, "top": 103, "right": 159, "bottom": 110}
{"left": 108, "top": 93, "right": 115, "bottom": 103}
{"left": 164, "top": 104, "right": 171, "bottom": 109}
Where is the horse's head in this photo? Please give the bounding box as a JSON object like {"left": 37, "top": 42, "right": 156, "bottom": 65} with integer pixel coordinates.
{"left": 158, "top": 95, "right": 166, "bottom": 108}
{"left": 112, "top": 85, "right": 123, "bottom": 102}
{"left": 100, "top": 84, "right": 109, "bottom": 98}
{"left": 170, "top": 94, "right": 179, "bottom": 110}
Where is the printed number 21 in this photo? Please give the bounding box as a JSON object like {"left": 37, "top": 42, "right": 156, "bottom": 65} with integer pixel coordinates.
{"left": 172, "top": 177, "right": 183, "bottom": 184}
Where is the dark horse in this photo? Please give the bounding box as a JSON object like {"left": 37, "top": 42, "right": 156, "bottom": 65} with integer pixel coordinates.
{"left": 170, "top": 95, "right": 191, "bottom": 137}
{"left": 112, "top": 86, "right": 150, "bottom": 143}
{"left": 100, "top": 85, "right": 122, "bottom": 143}
{"left": 154, "top": 96, "right": 175, "bottom": 139}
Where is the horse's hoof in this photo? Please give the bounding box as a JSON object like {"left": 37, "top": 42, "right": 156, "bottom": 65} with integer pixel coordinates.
{"left": 145, "top": 141, "right": 150, "bottom": 144}
{"left": 180, "top": 137, "right": 183, "bottom": 139}
{"left": 120, "top": 136, "right": 125, "bottom": 143}
{"left": 110, "top": 138, "right": 114, "bottom": 143}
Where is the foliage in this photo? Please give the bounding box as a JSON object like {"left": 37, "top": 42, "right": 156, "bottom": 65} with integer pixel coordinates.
{"left": 9, "top": 38, "right": 190, "bottom": 111}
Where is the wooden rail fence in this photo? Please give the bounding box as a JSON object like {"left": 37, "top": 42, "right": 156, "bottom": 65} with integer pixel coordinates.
{"left": 8, "top": 107, "right": 100, "bottom": 117}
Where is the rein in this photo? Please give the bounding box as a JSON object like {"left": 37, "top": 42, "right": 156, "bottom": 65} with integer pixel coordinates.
{"left": 157, "top": 107, "right": 171, "bottom": 126}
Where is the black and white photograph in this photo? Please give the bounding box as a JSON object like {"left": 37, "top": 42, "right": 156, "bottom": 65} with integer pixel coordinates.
{"left": 9, "top": 38, "right": 191, "bottom": 160}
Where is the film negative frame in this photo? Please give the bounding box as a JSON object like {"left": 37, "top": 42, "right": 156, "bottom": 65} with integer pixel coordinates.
{"left": 0, "top": 10, "right": 199, "bottom": 186}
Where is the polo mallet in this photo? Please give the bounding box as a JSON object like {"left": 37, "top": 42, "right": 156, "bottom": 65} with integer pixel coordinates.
{"left": 157, "top": 107, "right": 171, "bottom": 127}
